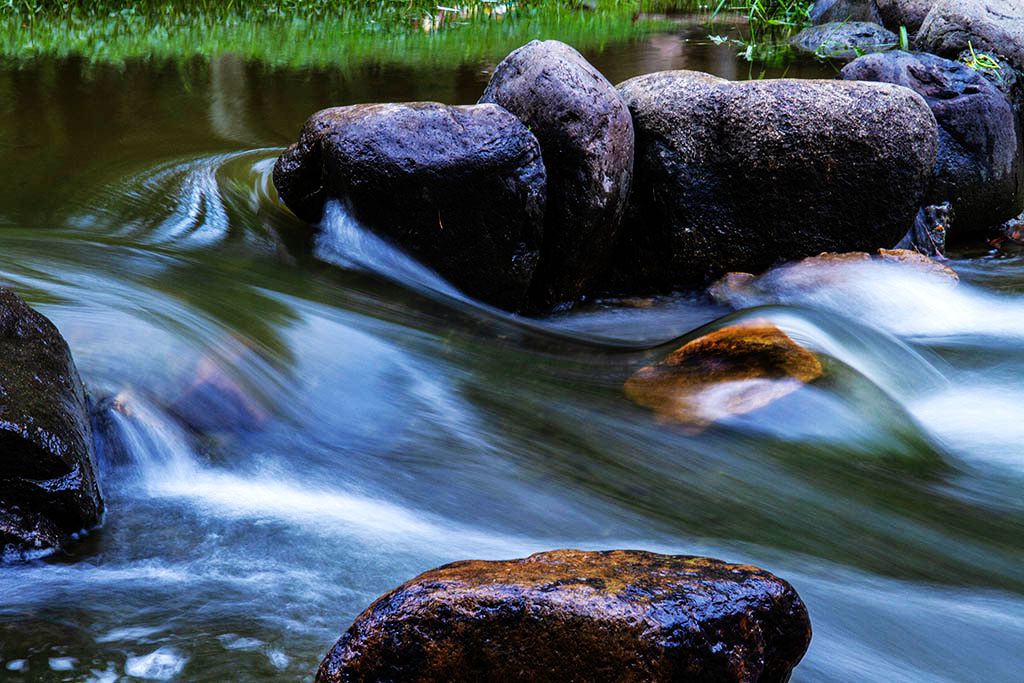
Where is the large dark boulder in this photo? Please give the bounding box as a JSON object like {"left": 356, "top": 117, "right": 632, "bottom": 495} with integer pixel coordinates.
{"left": 612, "top": 72, "right": 938, "bottom": 291}
{"left": 0, "top": 288, "right": 102, "bottom": 559}
{"left": 917, "top": 0, "right": 1024, "bottom": 72}
{"left": 480, "top": 40, "right": 634, "bottom": 310}
{"left": 791, "top": 21, "right": 898, "bottom": 61}
{"left": 876, "top": 0, "right": 938, "bottom": 33}
{"left": 274, "top": 103, "right": 546, "bottom": 312}
{"left": 811, "top": 0, "right": 883, "bottom": 24}
{"left": 841, "top": 51, "right": 1023, "bottom": 234}
{"left": 317, "top": 549, "right": 812, "bottom": 683}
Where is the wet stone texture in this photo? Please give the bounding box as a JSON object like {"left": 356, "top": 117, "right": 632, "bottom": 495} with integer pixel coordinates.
{"left": 791, "top": 22, "right": 898, "bottom": 61}
{"left": 612, "top": 72, "right": 937, "bottom": 293}
{"left": 0, "top": 288, "right": 102, "bottom": 558}
{"left": 841, "top": 51, "right": 1023, "bottom": 235}
{"left": 273, "top": 102, "right": 546, "bottom": 312}
{"left": 480, "top": 40, "right": 634, "bottom": 311}
{"left": 624, "top": 322, "right": 823, "bottom": 428}
{"left": 317, "top": 549, "right": 811, "bottom": 683}
{"left": 917, "top": 0, "right": 1024, "bottom": 74}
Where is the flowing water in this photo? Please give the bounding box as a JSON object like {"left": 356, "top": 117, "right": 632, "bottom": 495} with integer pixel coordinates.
{"left": 1, "top": 17, "right": 1023, "bottom": 683}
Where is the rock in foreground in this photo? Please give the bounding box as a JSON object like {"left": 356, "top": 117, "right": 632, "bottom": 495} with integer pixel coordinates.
{"left": 273, "top": 102, "right": 546, "bottom": 312}
{"left": 614, "top": 72, "right": 937, "bottom": 291}
{"left": 480, "top": 40, "right": 634, "bottom": 310}
{"left": 317, "top": 549, "right": 811, "bottom": 683}
{"left": 841, "top": 51, "right": 1023, "bottom": 234}
{"left": 625, "top": 322, "right": 823, "bottom": 428}
{"left": 0, "top": 288, "right": 102, "bottom": 559}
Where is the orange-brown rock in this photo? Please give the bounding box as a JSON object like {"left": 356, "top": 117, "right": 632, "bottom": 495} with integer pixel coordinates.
{"left": 876, "top": 248, "right": 959, "bottom": 282}
{"left": 316, "top": 549, "right": 811, "bottom": 683}
{"left": 624, "top": 321, "right": 823, "bottom": 427}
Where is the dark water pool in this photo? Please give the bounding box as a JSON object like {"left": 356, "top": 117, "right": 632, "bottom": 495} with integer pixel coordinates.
{"left": 1, "top": 15, "right": 1022, "bottom": 682}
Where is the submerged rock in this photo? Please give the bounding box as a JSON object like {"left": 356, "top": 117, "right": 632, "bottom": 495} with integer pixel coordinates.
{"left": 710, "top": 250, "right": 958, "bottom": 308}
{"left": 273, "top": 102, "right": 546, "bottom": 312}
{"left": 791, "top": 22, "right": 897, "bottom": 60}
{"left": 624, "top": 321, "right": 824, "bottom": 427}
{"left": 916, "top": 0, "right": 1024, "bottom": 73}
{"left": 614, "top": 72, "right": 937, "bottom": 291}
{"left": 876, "top": 0, "right": 937, "bottom": 33}
{"left": 480, "top": 40, "right": 634, "bottom": 310}
{"left": 317, "top": 549, "right": 811, "bottom": 683}
{"left": 841, "top": 51, "right": 1023, "bottom": 234}
{"left": 0, "top": 288, "right": 102, "bottom": 558}
{"left": 811, "top": 0, "right": 883, "bottom": 24}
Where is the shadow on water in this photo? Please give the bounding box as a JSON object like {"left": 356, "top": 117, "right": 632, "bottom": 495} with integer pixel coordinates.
{"left": 0, "top": 19, "right": 1022, "bottom": 683}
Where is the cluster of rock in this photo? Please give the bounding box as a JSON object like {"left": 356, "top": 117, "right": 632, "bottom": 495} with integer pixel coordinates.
{"left": 277, "top": 24, "right": 1024, "bottom": 313}
{"left": 0, "top": 288, "right": 102, "bottom": 559}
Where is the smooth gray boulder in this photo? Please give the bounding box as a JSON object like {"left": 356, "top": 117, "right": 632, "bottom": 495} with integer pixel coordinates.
{"left": 274, "top": 103, "right": 546, "bottom": 312}
{"left": 612, "top": 72, "right": 938, "bottom": 291}
{"left": 841, "top": 51, "right": 1023, "bottom": 234}
{"left": 792, "top": 21, "right": 898, "bottom": 60}
{"left": 877, "top": 0, "right": 938, "bottom": 33}
{"left": 811, "top": 0, "right": 883, "bottom": 24}
{"left": 480, "top": 40, "right": 634, "bottom": 310}
{"left": 917, "top": 0, "right": 1024, "bottom": 72}
{"left": 0, "top": 288, "right": 102, "bottom": 559}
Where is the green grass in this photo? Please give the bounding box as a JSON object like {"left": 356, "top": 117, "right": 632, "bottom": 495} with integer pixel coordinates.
{"left": 0, "top": 1, "right": 687, "bottom": 66}
{"left": 708, "top": 0, "right": 813, "bottom": 65}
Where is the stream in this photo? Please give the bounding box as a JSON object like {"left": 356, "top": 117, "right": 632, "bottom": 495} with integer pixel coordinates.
{"left": 1, "top": 18, "right": 1023, "bottom": 682}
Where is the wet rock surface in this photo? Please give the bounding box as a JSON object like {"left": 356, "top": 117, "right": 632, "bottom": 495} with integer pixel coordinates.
{"left": 811, "top": 0, "right": 883, "bottom": 24}
{"left": 480, "top": 40, "right": 634, "bottom": 310}
{"left": 876, "top": 0, "right": 938, "bottom": 33}
{"left": 896, "top": 202, "right": 954, "bottom": 256}
{"left": 613, "top": 71, "right": 937, "bottom": 292}
{"left": 273, "top": 102, "right": 546, "bottom": 312}
{"left": 710, "top": 250, "right": 959, "bottom": 309}
{"left": 792, "top": 22, "right": 897, "bottom": 60}
{"left": 841, "top": 51, "right": 1023, "bottom": 234}
{"left": 317, "top": 548, "right": 812, "bottom": 683}
{"left": 916, "top": 0, "right": 1024, "bottom": 73}
{"left": 0, "top": 288, "right": 102, "bottom": 558}
{"left": 625, "top": 322, "right": 824, "bottom": 428}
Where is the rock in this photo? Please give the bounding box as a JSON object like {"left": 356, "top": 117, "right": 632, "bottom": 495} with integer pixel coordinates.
{"left": 710, "top": 250, "right": 958, "bottom": 308}
{"left": 895, "top": 202, "right": 953, "bottom": 256}
{"left": 791, "top": 22, "right": 898, "bottom": 61}
{"left": 480, "top": 40, "right": 634, "bottom": 310}
{"left": 624, "top": 321, "right": 824, "bottom": 427}
{"left": 957, "top": 48, "right": 1022, "bottom": 110}
{"left": 613, "top": 72, "right": 938, "bottom": 291}
{"left": 841, "top": 51, "right": 1023, "bottom": 234}
{"left": 876, "top": 0, "right": 937, "bottom": 33}
{"left": 916, "top": 0, "right": 1024, "bottom": 73}
{"left": 811, "top": 0, "right": 883, "bottom": 24}
{"left": 274, "top": 103, "right": 546, "bottom": 312}
{"left": 317, "top": 549, "right": 812, "bottom": 683}
{"left": 0, "top": 288, "right": 102, "bottom": 559}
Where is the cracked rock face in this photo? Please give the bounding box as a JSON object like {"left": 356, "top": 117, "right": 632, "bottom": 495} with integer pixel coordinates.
{"left": 317, "top": 549, "right": 812, "bottom": 683}
{"left": 0, "top": 288, "right": 102, "bottom": 559}
{"left": 274, "top": 102, "right": 546, "bottom": 312}
{"left": 612, "top": 72, "right": 937, "bottom": 292}
{"left": 480, "top": 40, "right": 634, "bottom": 311}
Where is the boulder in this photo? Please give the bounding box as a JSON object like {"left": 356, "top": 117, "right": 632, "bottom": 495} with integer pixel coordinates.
{"left": 957, "top": 48, "right": 1021, "bottom": 111}
{"left": 876, "top": 0, "right": 937, "bottom": 33}
{"left": 895, "top": 202, "right": 954, "bottom": 256}
{"left": 274, "top": 103, "right": 546, "bottom": 312}
{"left": 791, "top": 22, "right": 898, "bottom": 61}
{"left": 625, "top": 321, "right": 824, "bottom": 428}
{"left": 0, "top": 288, "right": 102, "bottom": 559}
{"left": 317, "top": 549, "right": 811, "bottom": 683}
{"left": 811, "top": 0, "right": 883, "bottom": 24}
{"left": 916, "top": 0, "right": 1024, "bottom": 73}
{"left": 613, "top": 72, "right": 938, "bottom": 291}
{"left": 480, "top": 40, "right": 634, "bottom": 310}
{"left": 840, "top": 51, "right": 1023, "bottom": 234}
